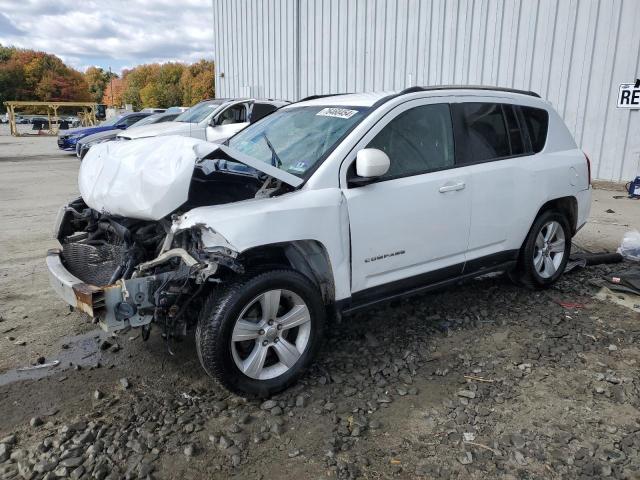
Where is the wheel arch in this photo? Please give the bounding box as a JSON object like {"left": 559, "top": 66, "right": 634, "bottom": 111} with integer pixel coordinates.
{"left": 236, "top": 240, "right": 336, "bottom": 305}
{"left": 535, "top": 196, "right": 578, "bottom": 235}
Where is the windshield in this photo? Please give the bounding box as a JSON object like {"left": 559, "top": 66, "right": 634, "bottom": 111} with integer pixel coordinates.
{"left": 100, "top": 115, "right": 122, "bottom": 127}
{"left": 175, "top": 100, "right": 224, "bottom": 123}
{"left": 132, "top": 114, "right": 162, "bottom": 127}
{"left": 227, "top": 106, "right": 369, "bottom": 178}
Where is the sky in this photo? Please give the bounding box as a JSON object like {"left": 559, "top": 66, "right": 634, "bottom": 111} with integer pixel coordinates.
{"left": 0, "top": 0, "right": 214, "bottom": 74}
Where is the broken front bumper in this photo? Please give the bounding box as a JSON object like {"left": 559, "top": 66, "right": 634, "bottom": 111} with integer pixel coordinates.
{"left": 46, "top": 249, "right": 156, "bottom": 332}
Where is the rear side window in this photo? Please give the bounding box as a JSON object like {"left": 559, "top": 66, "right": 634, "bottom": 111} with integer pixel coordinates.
{"left": 502, "top": 105, "right": 526, "bottom": 156}
{"left": 455, "top": 103, "right": 510, "bottom": 162}
{"left": 366, "top": 103, "right": 455, "bottom": 180}
{"left": 519, "top": 106, "right": 549, "bottom": 153}
{"left": 453, "top": 102, "right": 538, "bottom": 163}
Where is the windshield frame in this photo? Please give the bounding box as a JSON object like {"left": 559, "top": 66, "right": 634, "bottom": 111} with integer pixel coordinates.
{"left": 225, "top": 104, "right": 372, "bottom": 183}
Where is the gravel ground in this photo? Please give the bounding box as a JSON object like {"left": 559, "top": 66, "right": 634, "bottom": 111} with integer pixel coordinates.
{"left": 1, "top": 263, "right": 638, "bottom": 480}
{"left": 1, "top": 141, "right": 639, "bottom": 479}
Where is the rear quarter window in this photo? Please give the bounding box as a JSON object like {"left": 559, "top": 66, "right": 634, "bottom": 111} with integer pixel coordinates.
{"left": 519, "top": 106, "right": 549, "bottom": 153}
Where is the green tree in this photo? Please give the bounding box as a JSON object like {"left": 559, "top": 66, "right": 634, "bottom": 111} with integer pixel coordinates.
{"left": 84, "top": 66, "right": 117, "bottom": 104}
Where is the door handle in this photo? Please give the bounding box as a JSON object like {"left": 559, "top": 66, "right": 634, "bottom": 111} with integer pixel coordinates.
{"left": 439, "top": 182, "right": 466, "bottom": 193}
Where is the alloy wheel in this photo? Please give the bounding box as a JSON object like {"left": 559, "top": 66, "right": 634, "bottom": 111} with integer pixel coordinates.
{"left": 533, "top": 220, "right": 566, "bottom": 279}
{"left": 230, "top": 289, "right": 311, "bottom": 380}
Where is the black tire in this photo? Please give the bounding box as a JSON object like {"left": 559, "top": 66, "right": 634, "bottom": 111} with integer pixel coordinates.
{"left": 196, "top": 269, "right": 326, "bottom": 397}
{"left": 511, "top": 210, "right": 572, "bottom": 289}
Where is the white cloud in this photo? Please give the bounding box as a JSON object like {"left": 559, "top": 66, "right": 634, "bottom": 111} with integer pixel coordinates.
{"left": 0, "top": 0, "right": 213, "bottom": 73}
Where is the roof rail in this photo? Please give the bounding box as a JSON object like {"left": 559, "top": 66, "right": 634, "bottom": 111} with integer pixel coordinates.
{"left": 397, "top": 85, "right": 541, "bottom": 98}
{"left": 297, "top": 93, "right": 352, "bottom": 103}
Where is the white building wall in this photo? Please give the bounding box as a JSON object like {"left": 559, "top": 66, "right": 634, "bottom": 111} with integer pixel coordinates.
{"left": 212, "top": 0, "right": 640, "bottom": 182}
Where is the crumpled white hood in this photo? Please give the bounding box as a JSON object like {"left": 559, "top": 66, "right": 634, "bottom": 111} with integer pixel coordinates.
{"left": 78, "top": 136, "right": 203, "bottom": 221}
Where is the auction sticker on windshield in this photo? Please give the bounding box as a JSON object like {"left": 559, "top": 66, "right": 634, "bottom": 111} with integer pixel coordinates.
{"left": 316, "top": 108, "right": 359, "bottom": 119}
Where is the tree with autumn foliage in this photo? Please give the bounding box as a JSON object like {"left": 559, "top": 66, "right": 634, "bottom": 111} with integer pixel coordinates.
{"left": 1, "top": 43, "right": 216, "bottom": 112}
{"left": 84, "top": 66, "right": 118, "bottom": 104}
{"left": 0, "top": 44, "right": 90, "bottom": 111}
{"left": 102, "top": 77, "right": 125, "bottom": 108}
{"left": 102, "top": 60, "right": 214, "bottom": 110}
{"left": 180, "top": 60, "right": 215, "bottom": 106}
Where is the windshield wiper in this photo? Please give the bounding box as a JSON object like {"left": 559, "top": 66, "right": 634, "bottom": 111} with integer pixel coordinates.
{"left": 262, "top": 132, "right": 282, "bottom": 168}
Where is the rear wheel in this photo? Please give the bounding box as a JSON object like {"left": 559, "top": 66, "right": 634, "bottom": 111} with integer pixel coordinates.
{"left": 196, "top": 269, "right": 325, "bottom": 397}
{"left": 512, "top": 210, "right": 571, "bottom": 289}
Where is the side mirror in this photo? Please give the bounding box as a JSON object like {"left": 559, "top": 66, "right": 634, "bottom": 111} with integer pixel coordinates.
{"left": 356, "top": 148, "right": 390, "bottom": 178}
{"left": 209, "top": 116, "right": 219, "bottom": 127}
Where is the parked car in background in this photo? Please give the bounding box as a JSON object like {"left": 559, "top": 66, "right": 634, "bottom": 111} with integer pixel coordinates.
{"left": 47, "top": 86, "right": 591, "bottom": 396}
{"left": 141, "top": 108, "right": 166, "bottom": 113}
{"left": 116, "top": 98, "right": 288, "bottom": 143}
{"left": 165, "top": 106, "right": 189, "bottom": 114}
{"left": 75, "top": 112, "right": 180, "bottom": 159}
{"left": 57, "top": 112, "right": 153, "bottom": 151}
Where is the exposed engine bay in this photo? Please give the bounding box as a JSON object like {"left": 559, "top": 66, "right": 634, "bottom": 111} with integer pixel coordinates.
{"left": 53, "top": 136, "right": 296, "bottom": 344}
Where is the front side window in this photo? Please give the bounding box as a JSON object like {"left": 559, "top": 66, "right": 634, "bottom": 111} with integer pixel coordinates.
{"left": 227, "top": 105, "right": 369, "bottom": 178}
{"left": 366, "top": 103, "right": 455, "bottom": 180}
{"left": 217, "top": 104, "right": 247, "bottom": 125}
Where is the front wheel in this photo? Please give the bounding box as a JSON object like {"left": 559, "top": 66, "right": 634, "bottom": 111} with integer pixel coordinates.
{"left": 511, "top": 210, "right": 571, "bottom": 289}
{"left": 196, "top": 269, "right": 325, "bottom": 397}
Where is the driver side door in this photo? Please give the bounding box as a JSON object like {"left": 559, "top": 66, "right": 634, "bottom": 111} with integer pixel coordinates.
{"left": 206, "top": 102, "right": 250, "bottom": 142}
{"left": 340, "top": 99, "right": 472, "bottom": 302}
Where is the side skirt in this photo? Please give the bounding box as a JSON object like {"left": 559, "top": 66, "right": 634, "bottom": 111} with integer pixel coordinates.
{"left": 338, "top": 250, "right": 518, "bottom": 316}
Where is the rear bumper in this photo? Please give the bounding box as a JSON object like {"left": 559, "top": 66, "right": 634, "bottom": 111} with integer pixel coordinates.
{"left": 576, "top": 186, "right": 592, "bottom": 231}
{"left": 46, "top": 249, "right": 104, "bottom": 317}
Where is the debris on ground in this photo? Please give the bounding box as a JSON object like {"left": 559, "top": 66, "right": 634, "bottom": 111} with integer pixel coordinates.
{"left": 16, "top": 360, "right": 60, "bottom": 371}
{"left": 618, "top": 230, "right": 640, "bottom": 261}
{"left": 1, "top": 262, "right": 639, "bottom": 479}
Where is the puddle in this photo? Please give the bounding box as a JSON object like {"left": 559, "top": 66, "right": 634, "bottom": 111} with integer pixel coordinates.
{"left": 0, "top": 330, "right": 105, "bottom": 386}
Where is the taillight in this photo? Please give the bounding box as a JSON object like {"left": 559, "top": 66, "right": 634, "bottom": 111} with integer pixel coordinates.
{"left": 584, "top": 152, "right": 592, "bottom": 186}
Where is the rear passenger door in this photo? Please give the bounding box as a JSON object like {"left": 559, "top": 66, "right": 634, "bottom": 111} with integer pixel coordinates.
{"left": 451, "top": 100, "right": 540, "bottom": 270}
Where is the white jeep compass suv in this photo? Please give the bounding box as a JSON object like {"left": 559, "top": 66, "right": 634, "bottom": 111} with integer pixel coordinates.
{"left": 47, "top": 86, "right": 592, "bottom": 397}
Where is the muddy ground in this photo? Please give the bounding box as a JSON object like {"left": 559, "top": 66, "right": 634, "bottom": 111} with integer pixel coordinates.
{"left": 1, "top": 144, "right": 639, "bottom": 479}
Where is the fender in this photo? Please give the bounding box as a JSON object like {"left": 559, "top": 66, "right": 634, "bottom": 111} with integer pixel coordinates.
{"left": 173, "top": 188, "right": 352, "bottom": 300}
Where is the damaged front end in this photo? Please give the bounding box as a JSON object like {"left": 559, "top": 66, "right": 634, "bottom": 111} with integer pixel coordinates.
{"left": 47, "top": 136, "right": 300, "bottom": 340}
{"left": 48, "top": 197, "right": 243, "bottom": 338}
